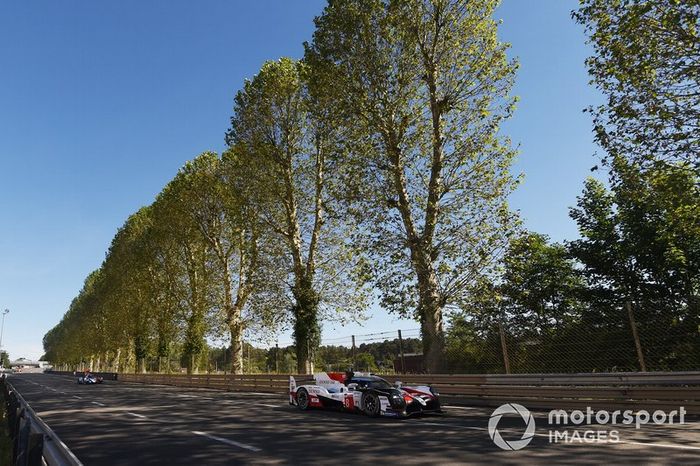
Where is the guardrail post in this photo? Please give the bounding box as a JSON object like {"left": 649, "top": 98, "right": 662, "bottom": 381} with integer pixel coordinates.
{"left": 27, "top": 432, "right": 44, "bottom": 466}
{"left": 14, "top": 410, "right": 30, "bottom": 465}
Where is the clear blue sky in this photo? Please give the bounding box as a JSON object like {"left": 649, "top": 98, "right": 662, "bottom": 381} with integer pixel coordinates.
{"left": 0, "top": 1, "right": 601, "bottom": 360}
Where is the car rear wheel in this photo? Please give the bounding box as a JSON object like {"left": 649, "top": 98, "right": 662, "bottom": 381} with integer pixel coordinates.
{"left": 363, "top": 392, "right": 381, "bottom": 417}
{"left": 296, "top": 387, "right": 310, "bottom": 410}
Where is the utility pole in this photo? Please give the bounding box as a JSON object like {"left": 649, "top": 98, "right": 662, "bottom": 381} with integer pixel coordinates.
{"left": 397, "top": 330, "right": 406, "bottom": 374}
{"left": 275, "top": 342, "right": 279, "bottom": 374}
{"left": 351, "top": 335, "right": 356, "bottom": 369}
{"left": 0, "top": 309, "right": 9, "bottom": 366}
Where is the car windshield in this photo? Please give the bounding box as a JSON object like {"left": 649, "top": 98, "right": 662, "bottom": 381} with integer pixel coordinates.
{"left": 353, "top": 377, "right": 392, "bottom": 390}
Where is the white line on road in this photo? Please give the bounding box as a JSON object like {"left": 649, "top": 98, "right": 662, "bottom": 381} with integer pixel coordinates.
{"left": 259, "top": 403, "right": 281, "bottom": 408}
{"left": 622, "top": 440, "right": 700, "bottom": 451}
{"left": 191, "top": 431, "right": 261, "bottom": 452}
{"left": 91, "top": 401, "right": 106, "bottom": 407}
{"left": 126, "top": 412, "right": 147, "bottom": 419}
{"left": 73, "top": 396, "right": 82, "bottom": 400}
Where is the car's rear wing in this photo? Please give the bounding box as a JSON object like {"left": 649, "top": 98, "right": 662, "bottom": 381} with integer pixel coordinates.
{"left": 289, "top": 375, "right": 296, "bottom": 404}
{"left": 289, "top": 375, "right": 318, "bottom": 404}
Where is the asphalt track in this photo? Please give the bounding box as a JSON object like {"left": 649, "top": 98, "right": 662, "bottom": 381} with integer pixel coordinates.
{"left": 6, "top": 373, "right": 700, "bottom": 465}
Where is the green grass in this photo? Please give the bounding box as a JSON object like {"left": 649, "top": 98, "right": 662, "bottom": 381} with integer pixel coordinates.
{"left": 0, "top": 385, "right": 12, "bottom": 464}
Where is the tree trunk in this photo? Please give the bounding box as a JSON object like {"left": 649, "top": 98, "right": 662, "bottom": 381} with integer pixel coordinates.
{"left": 229, "top": 316, "right": 244, "bottom": 374}
{"left": 293, "top": 276, "right": 320, "bottom": 374}
{"left": 114, "top": 348, "right": 121, "bottom": 373}
{"left": 385, "top": 138, "right": 445, "bottom": 373}
{"left": 418, "top": 277, "right": 445, "bottom": 373}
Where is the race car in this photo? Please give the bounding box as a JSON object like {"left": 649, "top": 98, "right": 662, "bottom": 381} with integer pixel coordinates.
{"left": 289, "top": 371, "right": 442, "bottom": 418}
{"left": 77, "top": 372, "right": 104, "bottom": 384}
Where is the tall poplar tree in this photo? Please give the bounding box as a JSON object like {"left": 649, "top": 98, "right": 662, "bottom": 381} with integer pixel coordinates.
{"left": 307, "top": 0, "right": 519, "bottom": 371}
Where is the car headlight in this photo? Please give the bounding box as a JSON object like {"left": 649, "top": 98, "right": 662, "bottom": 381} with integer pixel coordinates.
{"left": 390, "top": 392, "right": 406, "bottom": 407}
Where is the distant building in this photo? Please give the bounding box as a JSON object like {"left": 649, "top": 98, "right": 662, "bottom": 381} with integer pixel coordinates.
{"left": 393, "top": 352, "right": 424, "bottom": 373}
{"left": 10, "top": 358, "right": 51, "bottom": 372}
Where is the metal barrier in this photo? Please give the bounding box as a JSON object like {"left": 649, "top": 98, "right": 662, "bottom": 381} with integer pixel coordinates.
{"left": 116, "top": 371, "right": 700, "bottom": 414}
{"left": 1, "top": 376, "right": 82, "bottom": 466}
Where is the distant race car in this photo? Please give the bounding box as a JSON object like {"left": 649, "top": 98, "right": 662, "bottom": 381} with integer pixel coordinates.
{"left": 77, "top": 373, "right": 104, "bottom": 384}
{"left": 289, "top": 371, "right": 442, "bottom": 418}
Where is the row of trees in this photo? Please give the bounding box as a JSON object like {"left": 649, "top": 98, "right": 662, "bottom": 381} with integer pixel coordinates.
{"left": 44, "top": 0, "right": 699, "bottom": 374}
{"left": 44, "top": 0, "right": 518, "bottom": 374}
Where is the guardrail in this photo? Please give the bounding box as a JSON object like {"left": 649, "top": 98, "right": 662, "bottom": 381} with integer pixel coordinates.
{"left": 116, "top": 371, "right": 700, "bottom": 414}
{"left": 1, "top": 376, "right": 82, "bottom": 466}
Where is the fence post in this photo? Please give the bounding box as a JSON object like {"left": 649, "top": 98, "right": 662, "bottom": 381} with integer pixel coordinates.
{"left": 397, "top": 330, "right": 406, "bottom": 374}
{"left": 626, "top": 301, "right": 647, "bottom": 372}
{"left": 351, "top": 335, "right": 356, "bottom": 368}
{"left": 499, "top": 321, "right": 511, "bottom": 375}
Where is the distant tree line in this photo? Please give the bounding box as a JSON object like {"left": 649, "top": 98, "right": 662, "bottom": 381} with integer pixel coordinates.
{"left": 43, "top": 0, "right": 699, "bottom": 374}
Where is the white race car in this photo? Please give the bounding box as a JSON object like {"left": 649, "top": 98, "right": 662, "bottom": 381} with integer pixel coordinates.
{"left": 77, "top": 373, "right": 104, "bottom": 384}
{"left": 289, "top": 371, "right": 442, "bottom": 418}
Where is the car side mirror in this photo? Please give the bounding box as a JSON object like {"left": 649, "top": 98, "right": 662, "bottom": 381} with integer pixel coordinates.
{"left": 394, "top": 381, "right": 402, "bottom": 388}
{"left": 347, "top": 383, "right": 358, "bottom": 390}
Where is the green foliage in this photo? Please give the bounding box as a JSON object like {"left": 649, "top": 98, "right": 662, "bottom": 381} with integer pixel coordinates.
{"left": 574, "top": 0, "right": 700, "bottom": 169}
{"left": 569, "top": 161, "right": 700, "bottom": 370}
{"left": 43, "top": 1, "right": 698, "bottom": 377}
{"left": 453, "top": 232, "right": 589, "bottom": 373}
{"left": 226, "top": 58, "right": 370, "bottom": 373}
{"left": 0, "top": 351, "right": 9, "bottom": 368}
{"left": 307, "top": 0, "right": 519, "bottom": 371}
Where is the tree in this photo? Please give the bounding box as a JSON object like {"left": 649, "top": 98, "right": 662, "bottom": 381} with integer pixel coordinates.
{"left": 456, "top": 232, "right": 586, "bottom": 373}
{"left": 307, "top": 0, "right": 519, "bottom": 371}
{"left": 569, "top": 162, "right": 700, "bottom": 370}
{"left": 152, "top": 172, "right": 216, "bottom": 374}
{"left": 174, "top": 152, "right": 286, "bottom": 373}
{"left": 573, "top": 0, "right": 700, "bottom": 170}
{"left": 226, "top": 58, "right": 369, "bottom": 373}
{"left": 0, "top": 351, "right": 9, "bottom": 368}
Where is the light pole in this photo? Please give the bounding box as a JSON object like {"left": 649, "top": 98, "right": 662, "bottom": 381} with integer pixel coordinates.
{"left": 0, "top": 309, "right": 9, "bottom": 367}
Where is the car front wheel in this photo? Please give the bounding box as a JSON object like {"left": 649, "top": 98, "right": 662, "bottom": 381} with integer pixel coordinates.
{"left": 362, "top": 392, "right": 381, "bottom": 417}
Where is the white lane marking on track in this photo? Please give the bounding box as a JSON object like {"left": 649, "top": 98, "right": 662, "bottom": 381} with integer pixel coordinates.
{"left": 622, "top": 440, "right": 700, "bottom": 451}
{"left": 259, "top": 403, "right": 281, "bottom": 408}
{"left": 191, "top": 431, "right": 261, "bottom": 452}
{"left": 73, "top": 396, "right": 82, "bottom": 400}
{"left": 91, "top": 401, "right": 106, "bottom": 407}
{"left": 126, "top": 412, "right": 147, "bottom": 419}
{"left": 416, "top": 421, "right": 700, "bottom": 451}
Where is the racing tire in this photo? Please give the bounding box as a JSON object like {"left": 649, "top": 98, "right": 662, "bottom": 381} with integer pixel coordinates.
{"left": 362, "top": 392, "right": 381, "bottom": 417}
{"left": 296, "top": 387, "right": 310, "bottom": 410}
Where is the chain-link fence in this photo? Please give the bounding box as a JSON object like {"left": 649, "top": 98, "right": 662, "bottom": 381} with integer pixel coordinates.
{"left": 447, "top": 302, "right": 700, "bottom": 374}
{"left": 64, "top": 303, "right": 699, "bottom": 375}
